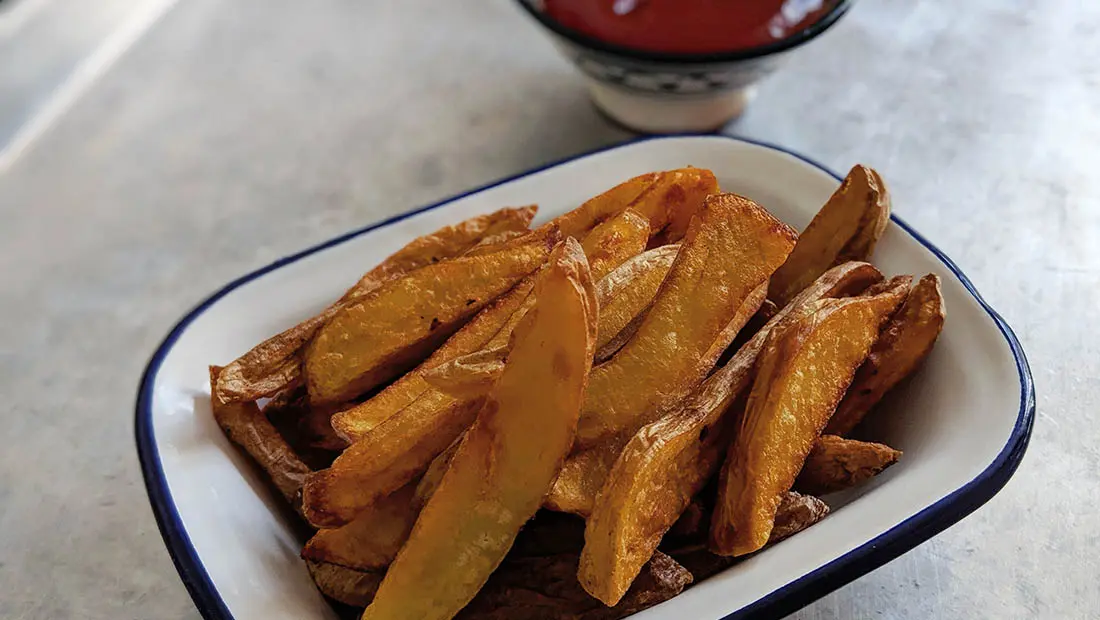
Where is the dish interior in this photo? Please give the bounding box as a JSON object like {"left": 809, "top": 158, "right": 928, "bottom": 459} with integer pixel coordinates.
{"left": 141, "top": 136, "right": 1028, "bottom": 620}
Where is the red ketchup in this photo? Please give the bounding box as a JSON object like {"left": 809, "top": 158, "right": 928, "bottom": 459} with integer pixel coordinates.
{"left": 543, "top": 0, "right": 833, "bottom": 54}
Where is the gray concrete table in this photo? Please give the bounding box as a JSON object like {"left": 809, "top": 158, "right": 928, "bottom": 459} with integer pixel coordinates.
{"left": 1, "top": 0, "right": 1095, "bottom": 618}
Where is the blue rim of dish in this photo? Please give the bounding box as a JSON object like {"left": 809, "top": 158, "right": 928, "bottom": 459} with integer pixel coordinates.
{"left": 135, "top": 134, "right": 1035, "bottom": 620}
{"left": 512, "top": 0, "right": 854, "bottom": 65}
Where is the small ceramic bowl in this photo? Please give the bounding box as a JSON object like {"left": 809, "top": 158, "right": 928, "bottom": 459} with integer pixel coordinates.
{"left": 514, "top": 0, "right": 853, "bottom": 133}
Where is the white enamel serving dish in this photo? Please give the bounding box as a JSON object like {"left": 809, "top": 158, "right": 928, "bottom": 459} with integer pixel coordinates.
{"left": 136, "top": 135, "right": 1034, "bottom": 620}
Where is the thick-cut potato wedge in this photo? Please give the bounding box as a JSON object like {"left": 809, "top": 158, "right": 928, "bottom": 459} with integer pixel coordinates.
{"left": 340, "top": 205, "right": 539, "bottom": 305}
{"left": 306, "top": 560, "right": 383, "bottom": 607}
{"left": 673, "top": 492, "right": 830, "bottom": 581}
{"left": 826, "top": 273, "right": 946, "bottom": 436}
{"left": 457, "top": 551, "right": 692, "bottom": 620}
{"left": 421, "top": 245, "right": 682, "bottom": 400}
{"left": 575, "top": 193, "right": 797, "bottom": 449}
{"left": 305, "top": 232, "right": 557, "bottom": 405}
{"left": 544, "top": 261, "right": 886, "bottom": 518}
{"left": 331, "top": 210, "right": 646, "bottom": 441}
{"left": 579, "top": 400, "right": 736, "bottom": 605}
{"left": 647, "top": 168, "right": 721, "bottom": 245}
{"left": 593, "top": 244, "right": 679, "bottom": 363}
{"left": 330, "top": 278, "right": 536, "bottom": 442}
{"left": 543, "top": 442, "right": 622, "bottom": 517}
{"left": 795, "top": 435, "right": 902, "bottom": 495}
{"left": 421, "top": 345, "right": 509, "bottom": 401}
{"left": 301, "top": 483, "right": 419, "bottom": 571}
{"left": 581, "top": 208, "right": 650, "bottom": 280}
{"left": 710, "top": 283, "right": 908, "bottom": 556}
{"left": 540, "top": 168, "right": 717, "bottom": 242}
{"left": 208, "top": 367, "right": 311, "bottom": 505}
{"left": 361, "top": 238, "right": 597, "bottom": 620}
{"left": 545, "top": 173, "right": 662, "bottom": 239}
{"left": 214, "top": 206, "right": 537, "bottom": 404}
{"left": 768, "top": 165, "right": 891, "bottom": 307}
{"left": 302, "top": 394, "right": 484, "bottom": 528}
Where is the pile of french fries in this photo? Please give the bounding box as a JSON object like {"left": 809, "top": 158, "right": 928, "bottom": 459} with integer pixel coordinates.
{"left": 209, "top": 165, "right": 945, "bottom": 619}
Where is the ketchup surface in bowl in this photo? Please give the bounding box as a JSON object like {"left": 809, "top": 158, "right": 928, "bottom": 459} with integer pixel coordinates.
{"left": 543, "top": 0, "right": 834, "bottom": 54}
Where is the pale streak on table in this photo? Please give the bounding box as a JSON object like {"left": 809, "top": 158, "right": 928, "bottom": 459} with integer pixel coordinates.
{"left": 0, "top": 0, "right": 1096, "bottom": 618}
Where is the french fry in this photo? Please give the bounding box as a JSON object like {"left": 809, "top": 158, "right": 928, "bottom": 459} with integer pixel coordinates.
{"left": 575, "top": 193, "right": 797, "bottom": 449}
{"left": 302, "top": 394, "right": 484, "bottom": 528}
{"left": 768, "top": 165, "right": 891, "bottom": 307}
{"left": 305, "top": 231, "right": 557, "bottom": 405}
{"left": 826, "top": 274, "right": 946, "bottom": 436}
{"left": 795, "top": 435, "right": 902, "bottom": 495}
{"left": 541, "top": 168, "right": 717, "bottom": 241}
{"left": 331, "top": 203, "right": 648, "bottom": 442}
{"left": 580, "top": 208, "right": 650, "bottom": 279}
{"left": 306, "top": 560, "right": 383, "bottom": 608}
{"left": 710, "top": 280, "right": 908, "bottom": 556}
{"left": 637, "top": 168, "right": 720, "bottom": 244}
{"left": 544, "top": 261, "right": 886, "bottom": 518}
{"left": 208, "top": 366, "right": 311, "bottom": 506}
{"left": 301, "top": 484, "right": 419, "bottom": 571}
{"left": 215, "top": 205, "right": 537, "bottom": 404}
{"left": 330, "top": 278, "right": 535, "bottom": 442}
{"left": 361, "top": 238, "right": 597, "bottom": 620}
{"left": 593, "top": 244, "right": 679, "bottom": 363}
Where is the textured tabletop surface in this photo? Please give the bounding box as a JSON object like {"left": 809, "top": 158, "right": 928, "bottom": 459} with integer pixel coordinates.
{"left": 1, "top": 0, "right": 1096, "bottom": 618}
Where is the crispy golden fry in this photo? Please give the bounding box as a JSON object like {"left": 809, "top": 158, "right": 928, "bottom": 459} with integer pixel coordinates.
{"left": 301, "top": 484, "right": 419, "bottom": 571}
{"left": 361, "top": 238, "right": 597, "bottom": 620}
{"left": 544, "top": 261, "right": 886, "bottom": 518}
{"left": 795, "top": 435, "right": 902, "bottom": 495}
{"left": 826, "top": 274, "right": 946, "bottom": 436}
{"left": 545, "top": 173, "right": 662, "bottom": 239}
{"left": 208, "top": 366, "right": 311, "bottom": 505}
{"left": 306, "top": 560, "right": 383, "bottom": 607}
{"left": 331, "top": 210, "right": 646, "bottom": 441}
{"left": 214, "top": 206, "right": 537, "bottom": 404}
{"left": 421, "top": 345, "right": 509, "bottom": 401}
{"left": 543, "top": 442, "right": 620, "bottom": 517}
{"left": 538, "top": 168, "right": 717, "bottom": 242}
{"left": 302, "top": 394, "right": 484, "bottom": 528}
{"left": 420, "top": 245, "right": 683, "bottom": 399}
{"left": 636, "top": 168, "right": 720, "bottom": 244}
{"left": 340, "top": 205, "right": 539, "bottom": 305}
{"left": 672, "top": 492, "right": 830, "bottom": 581}
{"left": 768, "top": 165, "right": 891, "bottom": 307}
{"left": 581, "top": 208, "right": 650, "bottom": 279}
{"left": 575, "top": 193, "right": 797, "bottom": 449}
{"left": 710, "top": 282, "right": 908, "bottom": 556}
{"left": 458, "top": 551, "right": 692, "bottom": 620}
{"left": 593, "top": 244, "right": 679, "bottom": 363}
{"left": 579, "top": 403, "right": 735, "bottom": 605}
{"left": 330, "top": 278, "right": 536, "bottom": 442}
{"left": 305, "top": 232, "right": 557, "bottom": 405}
{"left": 462, "top": 230, "right": 530, "bottom": 256}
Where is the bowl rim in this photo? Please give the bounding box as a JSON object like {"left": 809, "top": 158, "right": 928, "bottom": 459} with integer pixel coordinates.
{"left": 512, "top": 0, "right": 855, "bottom": 65}
{"left": 135, "top": 134, "right": 1035, "bottom": 620}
